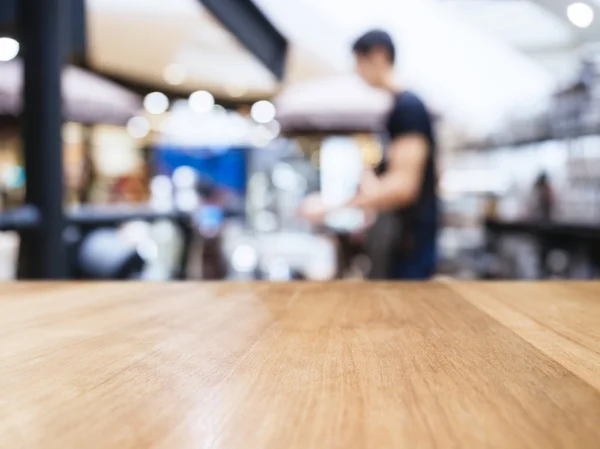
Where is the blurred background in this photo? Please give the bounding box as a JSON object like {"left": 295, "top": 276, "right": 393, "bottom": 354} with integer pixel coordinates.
{"left": 0, "top": 0, "right": 599, "bottom": 281}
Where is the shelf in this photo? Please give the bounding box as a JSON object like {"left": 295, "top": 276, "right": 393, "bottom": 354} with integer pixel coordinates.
{"left": 485, "top": 219, "right": 600, "bottom": 241}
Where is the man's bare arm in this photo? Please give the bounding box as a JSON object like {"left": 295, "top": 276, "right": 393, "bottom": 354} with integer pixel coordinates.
{"left": 349, "top": 133, "right": 428, "bottom": 211}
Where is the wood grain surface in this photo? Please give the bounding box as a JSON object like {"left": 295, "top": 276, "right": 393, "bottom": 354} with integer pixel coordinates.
{"left": 1, "top": 282, "right": 599, "bottom": 449}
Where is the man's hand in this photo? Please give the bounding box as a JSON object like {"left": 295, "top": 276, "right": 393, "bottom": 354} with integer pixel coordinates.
{"left": 357, "top": 169, "right": 380, "bottom": 198}
{"left": 298, "top": 193, "right": 330, "bottom": 224}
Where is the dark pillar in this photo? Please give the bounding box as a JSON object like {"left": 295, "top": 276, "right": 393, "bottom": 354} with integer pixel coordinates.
{"left": 17, "top": 0, "right": 68, "bottom": 278}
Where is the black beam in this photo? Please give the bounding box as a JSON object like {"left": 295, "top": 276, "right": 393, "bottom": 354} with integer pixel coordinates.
{"left": 17, "top": 0, "right": 68, "bottom": 279}
{"left": 199, "top": 0, "right": 288, "bottom": 80}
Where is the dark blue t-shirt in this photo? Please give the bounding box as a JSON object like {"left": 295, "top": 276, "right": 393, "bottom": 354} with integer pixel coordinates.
{"left": 376, "top": 91, "right": 437, "bottom": 278}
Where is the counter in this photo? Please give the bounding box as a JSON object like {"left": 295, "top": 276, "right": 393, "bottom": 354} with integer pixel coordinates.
{"left": 1, "top": 282, "right": 599, "bottom": 448}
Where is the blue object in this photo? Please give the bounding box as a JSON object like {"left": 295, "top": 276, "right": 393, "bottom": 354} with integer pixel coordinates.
{"left": 197, "top": 205, "right": 224, "bottom": 229}
{"left": 154, "top": 146, "right": 247, "bottom": 195}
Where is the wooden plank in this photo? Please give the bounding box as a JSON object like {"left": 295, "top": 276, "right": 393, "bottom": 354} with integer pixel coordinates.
{"left": 0, "top": 282, "right": 599, "bottom": 449}
{"left": 455, "top": 282, "right": 600, "bottom": 391}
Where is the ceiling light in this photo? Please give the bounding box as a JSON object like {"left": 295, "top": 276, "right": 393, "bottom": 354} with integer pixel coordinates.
{"left": 266, "top": 120, "right": 281, "bottom": 139}
{"left": 126, "top": 116, "right": 151, "bottom": 139}
{"left": 144, "top": 92, "right": 169, "bottom": 115}
{"left": 0, "top": 37, "right": 19, "bottom": 62}
{"left": 172, "top": 166, "right": 197, "bottom": 189}
{"left": 150, "top": 175, "right": 172, "bottom": 197}
{"left": 189, "top": 90, "right": 214, "bottom": 114}
{"left": 250, "top": 125, "right": 275, "bottom": 148}
{"left": 212, "top": 105, "right": 227, "bottom": 116}
{"left": 567, "top": 2, "right": 594, "bottom": 28}
{"left": 272, "top": 163, "right": 298, "bottom": 191}
{"left": 231, "top": 244, "right": 258, "bottom": 272}
{"left": 250, "top": 100, "right": 276, "bottom": 124}
{"left": 163, "top": 63, "right": 186, "bottom": 86}
{"left": 175, "top": 190, "right": 199, "bottom": 212}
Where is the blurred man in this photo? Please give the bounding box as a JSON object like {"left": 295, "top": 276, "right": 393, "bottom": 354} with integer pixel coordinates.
{"left": 301, "top": 30, "right": 438, "bottom": 279}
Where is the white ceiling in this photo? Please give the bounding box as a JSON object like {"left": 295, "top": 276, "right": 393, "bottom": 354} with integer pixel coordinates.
{"left": 257, "top": 0, "right": 558, "bottom": 136}
{"left": 441, "top": 0, "right": 591, "bottom": 85}
{"left": 87, "top": 0, "right": 335, "bottom": 100}
{"left": 87, "top": 0, "right": 600, "bottom": 137}
{"left": 443, "top": 0, "right": 575, "bottom": 52}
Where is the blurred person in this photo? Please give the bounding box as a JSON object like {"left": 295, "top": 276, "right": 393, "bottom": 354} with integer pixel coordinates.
{"left": 301, "top": 30, "right": 438, "bottom": 279}
{"left": 530, "top": 172, "right": 554, "bottom": 222}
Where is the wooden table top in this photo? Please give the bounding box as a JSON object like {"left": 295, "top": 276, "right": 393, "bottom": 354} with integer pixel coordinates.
{"left": 1, "top": 282, "right": 600, "bottom": 449}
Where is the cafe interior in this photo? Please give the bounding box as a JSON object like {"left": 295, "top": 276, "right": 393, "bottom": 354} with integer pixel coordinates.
{"left": 2, "top": 2, "right": 600, "bottom": 448}
{"left": 0, "top": 0, "right": 599, "bottom": 281}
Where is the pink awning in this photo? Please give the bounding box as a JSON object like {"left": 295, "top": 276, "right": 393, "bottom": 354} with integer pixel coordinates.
{"left": 0, "top": 60, "right": 141, "bottom": 125}
{"left": 275, "top": 75, "right": 393, "bottom": 134}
